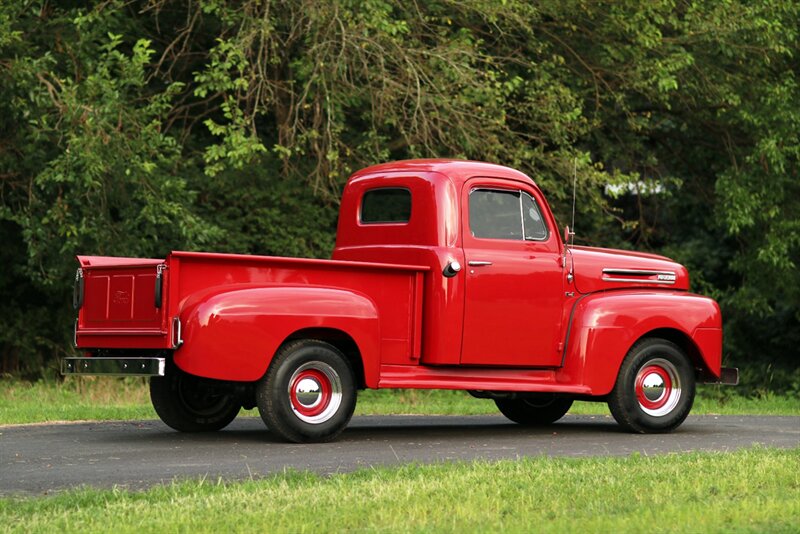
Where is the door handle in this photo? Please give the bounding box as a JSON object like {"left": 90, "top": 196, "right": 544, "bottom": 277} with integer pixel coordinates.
{"left": 468, "top": 260, "right": 493, "bottom": 266}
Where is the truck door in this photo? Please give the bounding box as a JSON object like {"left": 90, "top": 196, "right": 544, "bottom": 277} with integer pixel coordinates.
{"left": 460, "top": 181, "right": 564, "bottom": 367}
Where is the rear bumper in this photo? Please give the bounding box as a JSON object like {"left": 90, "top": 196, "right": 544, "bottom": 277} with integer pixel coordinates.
{"left": 61, "top": 357, "right": 165, "bottom": 377}
{"left": 702, "top": 366, "right": 739, "bottom": 386}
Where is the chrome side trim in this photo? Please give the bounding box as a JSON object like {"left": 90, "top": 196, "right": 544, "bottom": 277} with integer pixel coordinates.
{"left": 602, "top": 277, "right": 676, "bottom": 285}
{"left": 468, "top": 261, "right": 493, "bottom": 267}
{"left": 602, "top": 268, "right": 676, "bottom": 285}
{"left": 61, "top": 357, "right": 166, "bottom": 377}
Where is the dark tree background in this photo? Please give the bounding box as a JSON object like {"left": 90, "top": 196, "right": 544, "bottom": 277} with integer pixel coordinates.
{"left": 1, "top": 1, "right": 797, "bottom": 394}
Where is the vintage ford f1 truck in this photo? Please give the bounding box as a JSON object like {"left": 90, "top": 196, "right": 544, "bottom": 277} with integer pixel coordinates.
{"left": 64, "top": 159, "right": 737, "bottom": 442}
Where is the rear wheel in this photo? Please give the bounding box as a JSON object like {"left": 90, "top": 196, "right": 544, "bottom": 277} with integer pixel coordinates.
{"left": 257, "top": 340, "right": 357, "bottom": 443}
{"left": 607, "top": 337, "right": 695, "bottom": 433}
{"left": 495, "top": 394, "right": 573, "bottom": 425}
{"left": 150, "top": 362, "right": 241, "bottom": 432}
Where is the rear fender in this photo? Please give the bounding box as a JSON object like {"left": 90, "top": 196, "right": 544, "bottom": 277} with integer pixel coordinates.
{"left": 562, "top": 291, "right": 722, "bottom": 395}
{"left": 174, "top": 285, "right": 380, "bottom": 384}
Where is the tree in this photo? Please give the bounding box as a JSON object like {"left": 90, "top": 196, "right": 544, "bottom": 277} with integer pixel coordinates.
{"left": 0, "top": 1, "right": 796, "bottom": 390}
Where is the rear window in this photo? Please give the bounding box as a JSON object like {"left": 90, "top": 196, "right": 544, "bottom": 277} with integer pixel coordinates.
{"left": 361, "top": 188, "right": 412, "bottom": 224}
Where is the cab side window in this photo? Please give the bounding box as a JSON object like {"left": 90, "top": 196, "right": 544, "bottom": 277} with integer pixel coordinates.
{"left": 469, "top": 189, "right": 548, "bottom": 241}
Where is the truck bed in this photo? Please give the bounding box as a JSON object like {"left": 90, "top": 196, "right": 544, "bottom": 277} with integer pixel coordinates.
{"left": 75, "top": 251, "right": 428, "bottom": 371}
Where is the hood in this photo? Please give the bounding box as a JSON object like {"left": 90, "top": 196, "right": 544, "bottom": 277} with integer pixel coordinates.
{"left": 570, "top": 246, "right": 689, "bottom": 294}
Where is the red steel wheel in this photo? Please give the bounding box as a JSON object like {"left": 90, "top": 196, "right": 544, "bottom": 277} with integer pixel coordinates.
{"left": 608, "top": 337, "right": 695, "bottom": 433}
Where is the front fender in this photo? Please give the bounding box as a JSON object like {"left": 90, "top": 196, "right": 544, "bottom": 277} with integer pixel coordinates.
{"left": 173, "top": 285, "right": 380, "bottom": 382}
{"left": 562, "top": 290, "right": 722, "bottom": 395}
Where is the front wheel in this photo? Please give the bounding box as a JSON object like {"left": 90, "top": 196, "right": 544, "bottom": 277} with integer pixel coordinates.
{"left": 607, "top": 337, "right": 695, "bottom": 433}
{"left": 495, "top": 394, "right": 573, "bottom": 425}
{"left": 257, "top": 340, "right": 357, "bottom": 443}
{"left": 150, "top": 362, "right": 241, "bottom": 432}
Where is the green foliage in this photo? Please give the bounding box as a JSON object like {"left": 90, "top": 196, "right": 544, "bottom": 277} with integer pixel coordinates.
{"left": 0, "top": 0, "right": 797, "bottom": 386}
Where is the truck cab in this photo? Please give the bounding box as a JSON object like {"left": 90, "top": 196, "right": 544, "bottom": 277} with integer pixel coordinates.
{"left": 334, "top": 159, "right": 567, "bottom": 368}
{"left": 65, "top": 160, "right": 737, "bottom": 442}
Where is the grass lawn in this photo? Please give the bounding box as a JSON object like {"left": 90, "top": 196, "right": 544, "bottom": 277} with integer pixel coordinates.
{"left": 0, "top": 376, "right": 798, "bottom": 426}
{"left": 1, "top": 447, "right": 798, "bottom": 533}
{"left": 1, "top": 378, "right": 797, "bottom": 532}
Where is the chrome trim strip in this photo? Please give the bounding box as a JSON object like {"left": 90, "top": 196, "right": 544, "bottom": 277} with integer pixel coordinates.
{"left": 468, "top": 261, "right": 493, "bottom": 266}
{"left": 61, "top": 357, "right": 166, "bottom": 376}
{"left": 602, "top": 277, "right": 676, "bottom": 285}
{"left": 602, "top": 268, "right": 676, "bottom": 276}
{"left": 602, "top": 268, "right": 676, "bottom": 285}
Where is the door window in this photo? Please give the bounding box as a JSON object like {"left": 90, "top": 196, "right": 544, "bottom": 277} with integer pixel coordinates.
{"left": 469, "top": 189, "right": 548, "bottom": 241}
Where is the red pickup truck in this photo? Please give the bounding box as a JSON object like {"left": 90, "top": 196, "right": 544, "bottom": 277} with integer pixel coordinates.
{"left": 64, "top": 160, "right": 737, "bottom": 442}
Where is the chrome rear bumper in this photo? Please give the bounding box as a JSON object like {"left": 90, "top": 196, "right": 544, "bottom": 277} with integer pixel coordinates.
{"left": 61, "top": 357, "right": 166, "bottom": 377}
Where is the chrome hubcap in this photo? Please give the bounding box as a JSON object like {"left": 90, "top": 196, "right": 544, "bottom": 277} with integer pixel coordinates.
{"left": 641, "top": 372, "right": 666, "bottom": 402}
{"left": 288, "top": 361, "right": 343, "bottom": 425}
{"left": 635, "top": 358, "right": 682, "bottom": 417}
{"left": 294, "top": 377, "right": 323, "bottom": 409}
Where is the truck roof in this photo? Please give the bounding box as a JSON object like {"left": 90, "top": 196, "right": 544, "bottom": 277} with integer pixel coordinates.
{"left": 350, "top": 159, "right": 536, "bottom": 188}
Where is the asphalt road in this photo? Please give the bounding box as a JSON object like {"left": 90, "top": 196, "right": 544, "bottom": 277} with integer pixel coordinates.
{"left": 2, "top": 414, "right": 798, "bottom": 496}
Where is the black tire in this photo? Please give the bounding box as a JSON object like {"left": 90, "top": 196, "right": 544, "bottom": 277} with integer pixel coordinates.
{"left": 150, "top": 361, "right": 241, "bottom": 432}
{"left": 257, "top": 339, "right": 357, "bottom": 443}
{"left": 495, "top": 394, "right": 573, "bottom": 425}
{"left": 607, "top": 337, "right": 695, "bottom": 433}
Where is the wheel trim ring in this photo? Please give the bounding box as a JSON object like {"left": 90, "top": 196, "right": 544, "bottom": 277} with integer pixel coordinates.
{"left": 287, "top": 361, "right": 343, "bottom": 425}
{"left": 634, "top": 358, "right": 682, "bottom": 417}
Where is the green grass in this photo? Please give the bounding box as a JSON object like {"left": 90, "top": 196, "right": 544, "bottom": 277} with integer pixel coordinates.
{"left": 0, "top": 377, "right": 155, "bottom": 425}
{"left": 1, "top": 377, "right": 798, "bottom": 426}
{"left": 1, "top": 447, "right": 798, "bottom": 533}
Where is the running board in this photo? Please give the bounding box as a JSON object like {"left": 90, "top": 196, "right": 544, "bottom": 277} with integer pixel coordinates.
{"left": 377, "top": 364, "right": 592, "bottom": 394}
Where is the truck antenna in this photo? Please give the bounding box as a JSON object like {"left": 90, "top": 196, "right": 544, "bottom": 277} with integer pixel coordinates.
{"left": 570, "top": 158, "right": 577, "bottom": 247}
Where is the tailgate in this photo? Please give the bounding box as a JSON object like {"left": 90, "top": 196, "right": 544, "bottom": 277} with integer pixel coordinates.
{"left": 74, "top": 255, "right": 174, "bottom": 349}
